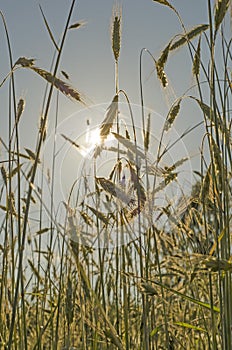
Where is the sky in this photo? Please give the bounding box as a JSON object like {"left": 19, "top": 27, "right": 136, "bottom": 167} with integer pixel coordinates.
{"left": 0, "top": 1, "right": 209, "bottom": 112}
{"left": 0, "top": 0, "right": 214, "bottom": 208}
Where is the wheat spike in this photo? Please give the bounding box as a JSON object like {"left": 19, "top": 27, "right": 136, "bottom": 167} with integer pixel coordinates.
{"left": 155, "top": 41, "right": 172, "bottom": 88}
{"left": 8, "top": 192, "right": 16, "bottom": 216}
{"left": 192, "top": 36, "right": 201, "bottom": 77}
{"left": 96, "top": 177, "right": 132, "bottom": 205}
{"left": 86, "top": 205, "right": 109, "bottom": 225}
{"left": 164, "top": 99, "right": 181, "bottom": 131}
{"left": 144, "top": 113, "right": 151, "bottom": 151}
{"left": 14, "top": 56, "right": 35, "bottom": 67}
{"left": 152, "top": 0, "right": 176, "bottom": 13}
{"left": 111, "top": 5, "right": 122, "bottom": 62}
{"left": 28, "top": 259, "right": 43, "bottom": 283}
{"left": 80, "top": 211, "right": 94, "bottom": 226}
{"left": 193, "top": 97, "right": 223, "bottom": 130}
{"left": 16, "top": 98, "right": 25, "bottom": 123}
{"left": 153, "top": 173, "right": 178, "bottom": 195}
{"left": 200, "top": 166, "right": 211, "bottom": 201}
{"left": 155, "top": 24, "right": 208, "bottom": 84}
{"left": 39, "top": 114, "right": 47, "bottom": 142}
{"left": 129, "top": 165, "right": 146, "bottom": 206}
{"left": 1, "top": 166, "right": 7, "bottom": 186}
{"left": 170, "top": 24, "right": 209, "bottom": 51}
{"left": 157, "top": 42, "right": 171, "bottom": 70}
{"left": 155, "top": 63, "right": 168, "bottom": 88}
{"left": 214, "top": 0, "right": 230, "bottom": 34}
{"left": 211, "top": 137, "right": 222, "bottom": 187}
{"left": 29, "top": 66, "right": 84, "bottom": 103}
{"left": 99, "top": 95, "right": 118, "bottom": 142}
{"left": 14, "top": 57, "right": 84, "bottom": 103}
{"left": 25, "top": 148, "right": 38, "bottom": 162}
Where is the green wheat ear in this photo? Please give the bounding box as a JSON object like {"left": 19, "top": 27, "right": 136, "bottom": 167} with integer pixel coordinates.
{"left": 192, "top": 36, "right": 201, "bottom": 77}
{"left": 111, "top": 4, "right": 122, "bottom": 63}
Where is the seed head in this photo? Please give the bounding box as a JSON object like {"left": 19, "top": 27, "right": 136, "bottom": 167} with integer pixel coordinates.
{"left": 111, "top": 5, "right": 122, "bottom": 63}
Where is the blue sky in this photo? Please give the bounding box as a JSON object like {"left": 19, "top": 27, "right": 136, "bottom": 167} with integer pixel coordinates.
{"left": 0, "top": 0, "right": 212, "bottom": 203}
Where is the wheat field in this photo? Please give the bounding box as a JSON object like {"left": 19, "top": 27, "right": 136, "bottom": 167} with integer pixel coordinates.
{"left": 0, "top": 1, "right": 231, "bottom": 349}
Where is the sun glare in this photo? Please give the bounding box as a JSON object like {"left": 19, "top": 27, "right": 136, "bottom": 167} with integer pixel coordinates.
{"left": 77, "top": 127, "right": 101, "bottom": 157}
{"left": 79, "top": 126, "right": 115, "bottom": 158}
{"left": 89, "top": 128, "right": 101, "bottom": 146}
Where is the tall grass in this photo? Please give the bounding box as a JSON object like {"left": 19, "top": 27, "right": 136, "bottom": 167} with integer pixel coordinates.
{"left": 0, "top": 1, "right": 231, "bottom": 349}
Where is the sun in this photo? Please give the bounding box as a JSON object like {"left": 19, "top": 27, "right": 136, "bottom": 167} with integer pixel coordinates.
{"left": 76, "top": 127, "right": 101, "bottom": 157}
{"left": 80, "top": 126, "right": 115, "bottom": 157}
{"left": 87, "top": 128, "right": 101, "bottom": 146}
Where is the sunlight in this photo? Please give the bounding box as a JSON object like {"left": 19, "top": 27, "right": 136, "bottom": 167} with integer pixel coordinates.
{"left": 87, "top": 128, "right": 102, "bottom": 147}
{"left": 76, "top": 127, "right": 102, "bottom": 158}
{"left": 86, "top": 127, "right": 114, "bottom": 148}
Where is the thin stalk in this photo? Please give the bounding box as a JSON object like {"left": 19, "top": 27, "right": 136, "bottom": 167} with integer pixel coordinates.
{"left": 7, "top": 1, "right": 77, "bottom": 348}
{"left": 121, "top": 215, "right": 129, "bottom": 350}
{"left": 35, "top": 162, "right": 45, "bottom": 350}
{"left": 139, "top": 47, "right": 170, "bottom": 348}
{"left": 0, "top": 10, "right": 28, "bottom": 349}
{"left": 115, "top": 54, "right": 120, "bottom": 339}
{"left": 118, "top": 89, "right": 148, "bottom": 349}
{"left": 207, "top": 1, "right": 226, "bottom": 349}
{"left": 53, "top": 91, "right": 62, "bottom": 349}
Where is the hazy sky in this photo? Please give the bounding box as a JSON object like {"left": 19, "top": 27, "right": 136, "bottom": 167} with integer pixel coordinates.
{"left": 0, "top": 0, "right": 209, "bottom": 108}
{"left": 0, "top": 1, "right": 208, "bottom": 98}
{"left": 0, "top": 0, "right": 212, "bottom": 203}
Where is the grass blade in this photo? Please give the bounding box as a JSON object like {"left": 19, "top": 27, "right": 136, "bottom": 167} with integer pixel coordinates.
{"left": 39, "top": 5, "right": 60, "bottom": 51}
{"left": 142, "top": 282, "right": 220, "bottom": 312}
{"left": 174, "top": 322, "right": 207, "bottom": 333}
{"left": 112, "top": 132, "right": 146, "bottom": 159}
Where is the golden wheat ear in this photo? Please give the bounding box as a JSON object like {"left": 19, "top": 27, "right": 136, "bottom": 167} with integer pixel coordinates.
{"left": 14, "top": 57, "right": 85, "bottom": 104}
{"left": 99, "top": 94, "right": 118, "bottom": 143}
{"left": 30, "top": 66, "right": 84, "bottom": 104}
{"left": 14, "top": 56, "right": 36, "bottom": 67}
